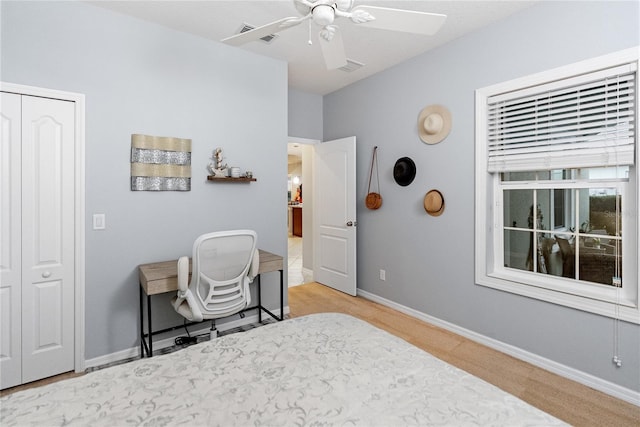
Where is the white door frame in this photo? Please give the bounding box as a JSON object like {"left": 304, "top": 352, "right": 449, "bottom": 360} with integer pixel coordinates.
{"left": 1, "top": 82, "right": 86, "bottom": 373}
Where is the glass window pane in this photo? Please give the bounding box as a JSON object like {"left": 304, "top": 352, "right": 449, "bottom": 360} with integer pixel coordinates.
{"left": 504, "top": 229, "right": 532, "bottom": 271}
{"left": 554, "top": 235, "right": 576, "bottom": 279}
{"left": 584, "top": 191, "right": 621, "bottom": 237}
{"left": 535, "top": 232, "right": 554, "bottom": 274}
{"left": 504, "top": 189, "right": 533, "bottom": 229}
{"left": 580, "top": 166, "right": 629, "bottom": 180}
{"left": 530, "top": 189, "right": 576, "bottom": 232}
{"left": 535, "top": 189, "right": 551, "bottom": 231}
{"left": 537, "top": 170, "right": 551, "bottom": 180}
{"left": 542, "top": 236, "right": 564, "bottom": 277}
{"left": 578, "top": 235, "right": 622, "bottom": 286}
{"left": 502, "top": 171, "right": 537, "bottom": 182}
{"left": 553, "top": 189, "right": 566, "bottom": 228}
{"left": 549, "top": 170, "right": 564, "bottom": 180}
{"left": 501, "top": 172, "right": 627, "bottom": 289}
{"left": 503, "top": 167, "right": 628, "bottom": 182}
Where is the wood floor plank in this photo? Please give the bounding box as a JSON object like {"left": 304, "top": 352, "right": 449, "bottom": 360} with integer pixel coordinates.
{"left": 0, "top": 371, "right": 83, "bottom": 398}
{"left": 289, "top": 282, "right": 640, "bottom": 427}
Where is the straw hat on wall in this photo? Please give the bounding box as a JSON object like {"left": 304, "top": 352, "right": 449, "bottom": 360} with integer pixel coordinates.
{"left": 424, "top": 189, "right": 445, "bottom": 216}
{"left": 418, "top": 105, "right": 451, "bottom": 144}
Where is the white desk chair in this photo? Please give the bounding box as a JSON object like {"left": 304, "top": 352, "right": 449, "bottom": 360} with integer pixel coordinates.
{"left": 171, "top": 230, "right": 259, "bottom": 338}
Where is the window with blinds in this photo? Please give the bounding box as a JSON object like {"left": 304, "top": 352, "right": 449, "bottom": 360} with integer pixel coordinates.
{"left": 475, "top": 47, "right": 639, "bottom": 323}
{"left": 487, "top": 63, "right": 636, "bottom": 172}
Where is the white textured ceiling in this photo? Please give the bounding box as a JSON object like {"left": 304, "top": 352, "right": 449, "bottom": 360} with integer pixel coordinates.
{"left": 90, "top": 1, "right": 537, "bottom": 95}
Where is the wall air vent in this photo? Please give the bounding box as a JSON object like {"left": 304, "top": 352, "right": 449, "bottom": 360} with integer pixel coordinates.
{"left": 238, "top": 23, "right": 278, "bottom": 44}
{"left": 338, "top": 59, "right": 364, "bottom": 73}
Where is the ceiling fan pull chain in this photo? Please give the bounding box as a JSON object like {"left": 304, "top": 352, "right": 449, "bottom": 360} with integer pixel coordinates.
{"left": 308, "top": 19, "right": 313, "bottom": 45}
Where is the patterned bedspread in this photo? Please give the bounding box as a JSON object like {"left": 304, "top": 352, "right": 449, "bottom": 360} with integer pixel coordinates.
{"left": 1, "top": 313, "right": 565, "bottom": 426}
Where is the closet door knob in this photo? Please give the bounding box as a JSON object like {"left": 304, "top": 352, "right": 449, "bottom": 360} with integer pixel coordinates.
{"left": 42, "top": 271, "right": 51, "bottom": 278}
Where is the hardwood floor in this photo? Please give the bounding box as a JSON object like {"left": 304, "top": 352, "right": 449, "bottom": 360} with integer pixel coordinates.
{"left": 0, "top": 371, "right": 83, "bottom": 398}
{"left": 3, "top": 282, "right": 638, "bottom": 426}
{"left": 289, "top": 282, "right": 640, "bottom": 427}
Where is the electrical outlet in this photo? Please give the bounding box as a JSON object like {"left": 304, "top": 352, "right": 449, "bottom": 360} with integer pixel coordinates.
{"left": 379, "top": 269, "right": 386, "bottom": 281}
{"left": 93, "top": 213, "right": 106, "bottom": 230}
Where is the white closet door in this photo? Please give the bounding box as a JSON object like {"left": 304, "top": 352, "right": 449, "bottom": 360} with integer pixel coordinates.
{"left": 20, "top": 95, "right": 75, "bottom": 383}
{"left": 0, "top": 93, "right": 23, "bottom": 389}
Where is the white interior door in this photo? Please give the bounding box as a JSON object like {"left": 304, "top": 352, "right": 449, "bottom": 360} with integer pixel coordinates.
{"left": 1, "top": 92, "right": 23, "bottom": 388}
{"left": 313, "top": 136, "right": 357, "bottom": 296}
{"left": 21, "top": 95, "right": 75, "bottom": 383}
{"left": 0, "top": 92, "right": 76, "bottom": 388}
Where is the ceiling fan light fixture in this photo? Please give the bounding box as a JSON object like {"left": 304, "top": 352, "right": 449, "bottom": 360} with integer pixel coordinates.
{"left": 226, "top": 1, "right": 448, "bottom": 71}
{"left": 312, "top": 4, "right": 336, "bottom": 26}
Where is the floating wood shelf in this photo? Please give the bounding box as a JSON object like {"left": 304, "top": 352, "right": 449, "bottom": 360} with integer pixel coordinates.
{"left": 207, "top": 176, "right": 256, "bottom": 182}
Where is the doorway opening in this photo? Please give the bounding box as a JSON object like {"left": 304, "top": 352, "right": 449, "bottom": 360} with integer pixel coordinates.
{"left": 287, "top": 139, "right": 315, "bottom": 287}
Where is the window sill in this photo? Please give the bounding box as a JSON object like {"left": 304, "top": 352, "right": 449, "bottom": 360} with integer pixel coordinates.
{"left": 476, "top": 271, "right": 639, "bottom": 324}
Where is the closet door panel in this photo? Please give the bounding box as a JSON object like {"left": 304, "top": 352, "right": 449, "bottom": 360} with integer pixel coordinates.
{"left": 21, "top": 95, "right": 75, "bottom": 383}
{"left": 0, "top": 92, "right": 22, "bottom": 389}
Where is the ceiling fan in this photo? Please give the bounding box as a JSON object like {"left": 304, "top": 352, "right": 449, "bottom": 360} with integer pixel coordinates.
{"left": 221, "top": 0, "right": 447, "bottom": 70}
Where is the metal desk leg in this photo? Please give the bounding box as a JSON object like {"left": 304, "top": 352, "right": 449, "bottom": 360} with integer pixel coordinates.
{"left": 279, "top": 269, "right": 284, "bottom": 320}
{"left": 139, "top": 286, "right": 144, "bottom": 357}
{"left": 257, "top": 274, "right": 262, "bottom": 323}
{"left": 139, "top": 287, "right": 154, "bottom": 358}
{"left": 147, "top": 293, "right": 153, "bottom": 357}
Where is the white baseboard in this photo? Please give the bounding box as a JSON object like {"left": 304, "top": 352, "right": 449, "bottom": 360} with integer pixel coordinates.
{"left": 357, "top": 289, "right": 640, "bottom": 407}
{"left": 85, "top": 306, "right": 290, "bottom": 369}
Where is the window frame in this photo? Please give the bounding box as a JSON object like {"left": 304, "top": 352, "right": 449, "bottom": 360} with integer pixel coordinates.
{"left": 475, "top": 47, "right": 640, "bottom": 324}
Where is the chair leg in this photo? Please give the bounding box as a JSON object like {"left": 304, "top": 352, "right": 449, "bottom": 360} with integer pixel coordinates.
{"left": 210, "top": 320, "right": 218, "bottom": 339}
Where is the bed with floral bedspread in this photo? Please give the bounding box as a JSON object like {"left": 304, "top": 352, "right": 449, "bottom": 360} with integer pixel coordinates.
{"left": 1, "top": 313, "right": 565, "bottom": 426}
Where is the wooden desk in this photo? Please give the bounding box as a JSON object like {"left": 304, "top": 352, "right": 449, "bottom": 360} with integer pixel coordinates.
{"left": 138, "top": 249, "right": 284, "bottom": 357}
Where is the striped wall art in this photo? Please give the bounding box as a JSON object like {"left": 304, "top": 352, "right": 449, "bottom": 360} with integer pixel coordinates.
{"left": 130, "top": 134, "right": 191, "bottom": 191}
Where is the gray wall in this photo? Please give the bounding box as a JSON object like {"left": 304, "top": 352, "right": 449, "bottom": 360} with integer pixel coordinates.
{"left": 1, "top": 1, "right": 288, "bottom": 359}
{"left": 288, "top": 88, "right": 323, "bottom": 140}
{"left": 324, "top": 1, "right": 639, "bottom": 391}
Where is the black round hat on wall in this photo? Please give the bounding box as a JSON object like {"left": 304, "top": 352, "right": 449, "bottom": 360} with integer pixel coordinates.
{"left": 393, "top": 157, "right": 416, "bottom": 187}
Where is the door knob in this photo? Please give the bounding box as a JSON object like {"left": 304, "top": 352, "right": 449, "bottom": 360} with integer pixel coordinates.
{"left": 346, "top": 221, "right": 357, "bottom": 227}
{"left": 42, "top": 271, "right": 51, "bottom": 278}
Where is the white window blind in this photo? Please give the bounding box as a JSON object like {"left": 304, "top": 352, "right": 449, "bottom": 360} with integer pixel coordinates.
{"left": 487, "top": 63, "right": 636, "bottom": 172}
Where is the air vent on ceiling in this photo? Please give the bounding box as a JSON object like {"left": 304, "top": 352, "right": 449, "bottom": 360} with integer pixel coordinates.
{"left": 238, "top": 23, "right": 278, "bottom": 44}
{"left": 338, "top": 59, "right": 364, "bottom": 73}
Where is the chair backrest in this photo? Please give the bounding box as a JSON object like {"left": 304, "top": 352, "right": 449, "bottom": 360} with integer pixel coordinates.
{"left": 189, "top": 230, "right": 257, "bottom": 319}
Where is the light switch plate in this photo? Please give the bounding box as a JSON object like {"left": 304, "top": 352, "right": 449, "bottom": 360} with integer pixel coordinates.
{"left": 93, "top": 213, "right": 106, "bottom": 230}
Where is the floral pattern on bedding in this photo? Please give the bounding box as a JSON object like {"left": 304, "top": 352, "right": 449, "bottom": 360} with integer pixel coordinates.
{"left": 1, "top": 313, "right": 566, "bottom": 426}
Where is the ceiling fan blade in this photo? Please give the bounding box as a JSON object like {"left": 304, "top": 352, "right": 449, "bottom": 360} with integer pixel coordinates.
{"left": 319, "top": 28, "right": 348, "bottom": 70}
{"left": 352, "top": 6, "right": 446, "bottom": 36}
{"left": 221, "top": 16, "right": 306, "bottom": 46}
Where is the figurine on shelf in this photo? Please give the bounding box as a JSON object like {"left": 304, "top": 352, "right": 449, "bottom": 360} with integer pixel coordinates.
{"left": 207, "top": 147, "right": 228, "bottom": 177}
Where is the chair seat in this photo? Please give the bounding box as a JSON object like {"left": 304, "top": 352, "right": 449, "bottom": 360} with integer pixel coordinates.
{"left": 171, "top": 294, "right": 250, "bottom": 321}
{"left": 172, "top": 296, "right": 197, "bottom": 322}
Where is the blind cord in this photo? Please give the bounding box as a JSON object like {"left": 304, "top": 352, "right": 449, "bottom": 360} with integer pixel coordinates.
{"left": 611, "top": 75, "right": 622, "bottom": 368}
